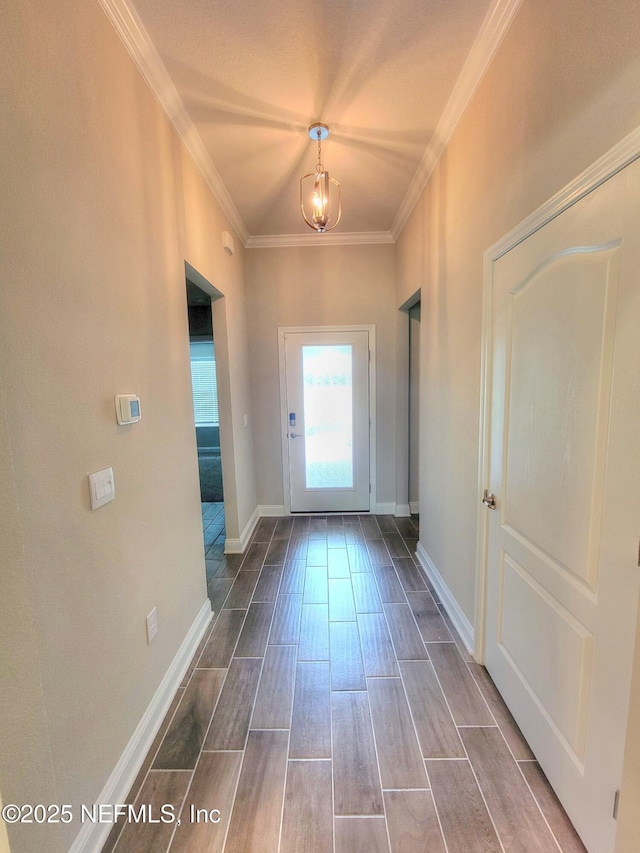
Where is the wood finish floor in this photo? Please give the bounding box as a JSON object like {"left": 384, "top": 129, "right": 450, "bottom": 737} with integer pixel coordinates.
{"left": 103, "top": 509, "right": 587, "bottom": 853}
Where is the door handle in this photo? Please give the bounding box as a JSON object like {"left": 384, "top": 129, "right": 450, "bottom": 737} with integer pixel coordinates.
{"left": 289, "top": 432, "right": 301, "bottom": 439}
{"left": 482, "top": 489, "right": 497, "bottom": 510}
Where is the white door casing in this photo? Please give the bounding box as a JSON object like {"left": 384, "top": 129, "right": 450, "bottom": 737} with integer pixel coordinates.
{"left": 482, "top": 160, "right": 640, "bottom": 853}
{"left": 280, "top": 327, "right": 373, "bottom": 513}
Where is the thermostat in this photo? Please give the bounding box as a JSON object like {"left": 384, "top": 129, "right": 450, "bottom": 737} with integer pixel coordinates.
{"left": 115, "top": 394, "right": 142, "bottom": 425}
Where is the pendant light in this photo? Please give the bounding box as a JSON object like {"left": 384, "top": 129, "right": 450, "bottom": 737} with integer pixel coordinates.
{"left": 300, "top": 123, "right": 342, "bottom": 232}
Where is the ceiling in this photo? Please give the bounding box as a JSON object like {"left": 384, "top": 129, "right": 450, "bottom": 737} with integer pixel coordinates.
{"left": 110, "top": 0, "right": 515, "bottom": 244}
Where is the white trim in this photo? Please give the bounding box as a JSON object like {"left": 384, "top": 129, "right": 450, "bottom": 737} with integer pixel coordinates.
{"left": 246, "top": 231, "right": 394, "bottom": 249}
{"left": 392, "top": 0, "right": 523, "bottom": 239}
{"left": 278, "top": 331, "right": 292, "bottom": 514}
{"left": 409, "top": 501, "right": 420, "bottom": 515}
{"left": 258, "top": 504, "right": 288, "bottom": 517}
{"left": 278, "top": 325, "right": 377, "bottom": 514}
{"left": 475, "top": 122, "right": 640, "bottom": 665}
{"left": 258, "top": 507, "right": 386, "bottom": 517}
{"left": 416, "top": 543, "right": 475, "bottom": 654}
{"left": 474, "top": 245, "right": 495, "bottom": 664}
{"left": 98, "top": 0, "right": 524, "bottom": 249}
{"left": 98, "top": 0, "right": 248, "bottom": 245}
{"left": 68, "top": 600, "right": 212, "bottom": 853}
{"left": 375, "top": 502, "right": 396, "bottom": 515}
{"left": 368, "top": 329, "right": 378, "bottom": 513}
{"left": 224, "top": 506, "right": 259, "bottom": 553}
{"left": 394, "top": 504, "right": 411, "bottom": 518}
{"left": 487, "top": 123, "right": 640, "bottom": 261}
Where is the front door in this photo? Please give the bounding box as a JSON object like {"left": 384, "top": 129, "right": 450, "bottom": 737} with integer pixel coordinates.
{"left": 484, "top": 161, "right": 640, "bottom": 852}
{"left": 283, "top": 329, "right": 370, "bottom": 512}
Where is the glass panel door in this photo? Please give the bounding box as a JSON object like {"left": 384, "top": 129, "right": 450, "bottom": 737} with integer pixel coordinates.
{"left": 284, "top": 329, "right": 370, "bottom": 512}
{"left": 302, "top": 344, "right": 354, "bottom": 489}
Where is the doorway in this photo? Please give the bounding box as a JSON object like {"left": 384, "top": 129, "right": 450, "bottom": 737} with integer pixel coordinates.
{"left": 185, "top": 276, "right": 226, "bottom": 585}
{"left": 280, "top": 327, "right": 373, "bottom": 513}
{"left": 408, "top": 300, "right": 420, "bottom": 515}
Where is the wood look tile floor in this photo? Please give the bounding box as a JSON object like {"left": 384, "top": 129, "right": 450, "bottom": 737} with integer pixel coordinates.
{"left": 103, "top": 508, "right": 587, "bottom": 853}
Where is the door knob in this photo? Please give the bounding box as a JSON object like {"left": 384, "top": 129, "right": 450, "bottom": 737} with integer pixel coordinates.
{"left": 290, "top": 432, "right": 301, "bottom": 438}
{"left": 482, "top": 489, "right": 497, "bottom": 509}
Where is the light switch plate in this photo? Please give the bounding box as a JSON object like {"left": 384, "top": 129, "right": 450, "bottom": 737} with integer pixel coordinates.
{"left": 88, "top": 467, "right": 115, "bottom": 509}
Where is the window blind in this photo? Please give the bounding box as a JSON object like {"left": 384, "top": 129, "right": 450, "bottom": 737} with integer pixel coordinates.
{"left": 190, "top": 341, "right": 219, "bottom": 426}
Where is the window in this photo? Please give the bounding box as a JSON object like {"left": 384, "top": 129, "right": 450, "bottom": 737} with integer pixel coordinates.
{"left": 190, "top": 341, "right": 219, "bottom": 426}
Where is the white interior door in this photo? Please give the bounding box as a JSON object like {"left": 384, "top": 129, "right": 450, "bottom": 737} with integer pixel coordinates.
{"left": 284, "top": 329, "right": 370, "bottom": 512}
{"left": 484, "top": 161, "right": 640, "bottom": 853}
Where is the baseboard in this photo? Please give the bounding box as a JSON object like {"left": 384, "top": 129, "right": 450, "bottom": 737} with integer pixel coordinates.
{"left": 409, "top": 501, "right": 419, "bottom": 514}
{"left": 258, "top": 504, "right": 288, "bottom": 517}
{"left": 249, "top": 504, "right": 413, "bottom": 518}
{"left": 415, "top": 543, "right": 475, "bottom": 654}
{"left": 224, "top": 506, "right": 259, "bottom": 553}
{"left": 69, "top": 599, "right": 212, "bottom": 853}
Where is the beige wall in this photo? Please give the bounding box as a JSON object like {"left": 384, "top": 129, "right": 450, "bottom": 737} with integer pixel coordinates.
{"left": 0, "top": 1, "right": 255, "bottom": 850}
{"left": 397, "top": 0, "right": 640, "bottom": 620}
{"left": 245, "top": 244, "right": 398, "bottom": 509}
{"left": 396, "top": 0, "right": 640, "bottom": 847}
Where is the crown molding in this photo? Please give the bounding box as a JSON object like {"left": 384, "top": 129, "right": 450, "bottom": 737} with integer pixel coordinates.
{"left": 98, "top": 0, "right": 249, "bottom": 246}
{"left": 391, "top": 0, "right": 524, "bottom": 240}
{"left": 246, "top": 231, "right": 395, "bottom": 249}
{"left": 100, "top": 0, "right": 521, "bottom": 249}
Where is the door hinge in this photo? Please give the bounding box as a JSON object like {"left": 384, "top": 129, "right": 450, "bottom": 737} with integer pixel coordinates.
{"left": 369, "top": 483, "right": 372, "bottom": 494}
{"left": 637, "top": 536, "right": 640, "bottom": 567}
{"left": 613, "top": 789, "right": 620, "bottom": 820}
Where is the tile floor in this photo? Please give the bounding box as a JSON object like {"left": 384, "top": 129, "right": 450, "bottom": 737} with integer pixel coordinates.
{"left": 103, "top": 510, "right": 587, "bottom": 853}
{"left": 202, "top": 501, "right": 227, "bottom": 560}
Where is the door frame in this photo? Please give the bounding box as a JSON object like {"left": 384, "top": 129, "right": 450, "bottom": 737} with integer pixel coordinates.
{"left": 475, "top": 125, "right": 640, "bottom": 664}
{"left": 278, "top": 324, "right": 376, "bottom": 514}
{"left": 184, "top": 262, "right": 238, "bottom": 547}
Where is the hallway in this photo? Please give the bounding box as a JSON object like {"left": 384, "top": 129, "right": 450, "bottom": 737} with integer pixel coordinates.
{"left": 103, "top": 514, "right": 586, "bottom": 853}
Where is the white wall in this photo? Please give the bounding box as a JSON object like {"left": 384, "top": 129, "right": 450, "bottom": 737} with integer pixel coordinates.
{"left": 245, "top": 244, "right": 398, "bottom": 511}
{"left": 0, "top": 1, "right": 255, "bottom": 850}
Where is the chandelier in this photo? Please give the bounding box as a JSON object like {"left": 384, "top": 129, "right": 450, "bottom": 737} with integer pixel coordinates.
{"left": 300, "top": 123, "right": 342, "bottom": 232}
